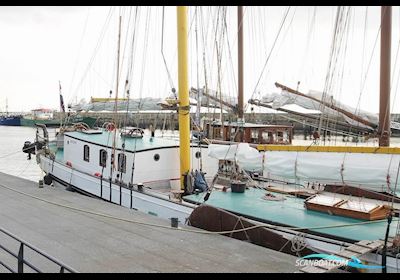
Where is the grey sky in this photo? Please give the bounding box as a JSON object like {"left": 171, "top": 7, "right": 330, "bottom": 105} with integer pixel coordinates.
{"left": 0, "top": 6, "right": 399, "bottom": 114}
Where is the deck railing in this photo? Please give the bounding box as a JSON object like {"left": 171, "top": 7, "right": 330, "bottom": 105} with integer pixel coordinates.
{"left": 0, "top": 227, "right": 77, "bottom": 273}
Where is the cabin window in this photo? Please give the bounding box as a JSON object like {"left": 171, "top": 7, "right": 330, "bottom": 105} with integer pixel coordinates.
{"left": 205, "top": 124, "right": 210, "bottom": 137}
{"left": 118, "top": 153, "right": 127, "bottom": 173}
{"left": 83, "top": 145, "right": 90, "bottom": 162}
{"left": 251, "top": 129, "right": 259, "bottom": 143}
{"left": 230, "top": 127, "right": 237, "bottom": 141}
{"left": 262, "top": 131, "right": 274, "bottom": 144}
{"left": 99, "top": 149, "right": 107, "bottom": 167}
{"left": 213, "top": 128, "right": 222, "bottom": 139}
{"left": 277, "top": 131, "right": 284, "bottom": 142}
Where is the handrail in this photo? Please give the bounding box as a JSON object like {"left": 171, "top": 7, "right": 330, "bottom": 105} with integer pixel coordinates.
{"left": 0, "top": 227, "right": 78, "bottom": 273}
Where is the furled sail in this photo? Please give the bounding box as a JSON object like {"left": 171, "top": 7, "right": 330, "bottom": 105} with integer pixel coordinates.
{"left": 263, "top": 150, "right": 400, "bottom": 193}
{"left": 262, "top": 84, "right": 400, "bottom": 131}
{"left": 262, "top": 90, "right": 377, "bottom": 130}
{"left": 70, "top": 97, "right": 165, "bottom": 112}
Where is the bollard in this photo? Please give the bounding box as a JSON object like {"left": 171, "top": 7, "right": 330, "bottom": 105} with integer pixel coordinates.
{"left": 170, "top": 217, "right": 179, "bottom": 228}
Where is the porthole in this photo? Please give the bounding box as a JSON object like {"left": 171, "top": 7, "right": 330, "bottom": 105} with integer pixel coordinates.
{"left": 154, "top": 154, "right": 160, "bottom": 161}
{"left": 195, "top": 151, "right": 201, "bottom": 159}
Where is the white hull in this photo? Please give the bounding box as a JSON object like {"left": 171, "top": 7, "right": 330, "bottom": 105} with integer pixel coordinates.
{"left": 39, "top": 154, "right": 194, "bottom": 223}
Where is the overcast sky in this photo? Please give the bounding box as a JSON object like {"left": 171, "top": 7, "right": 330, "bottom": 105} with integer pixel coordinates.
{"left": 1, "top": 6, "right": 399, "bottom": 114}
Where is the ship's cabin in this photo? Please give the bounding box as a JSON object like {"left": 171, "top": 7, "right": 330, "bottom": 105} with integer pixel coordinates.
{"left": 203, "top": 120, "right": 293, "bottom": 145}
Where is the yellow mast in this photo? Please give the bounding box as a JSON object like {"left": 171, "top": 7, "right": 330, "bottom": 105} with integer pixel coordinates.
{"left": 177, "top": 6, "right": 190, "bottom": 190}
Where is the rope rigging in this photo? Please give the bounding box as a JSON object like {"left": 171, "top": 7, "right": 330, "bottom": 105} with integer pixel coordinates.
{"left": 161, "top": 6, "right": 176, "bottom": 97}
{"left": 70, "top": 7, "right": 115, "bottom": 104}
{"left": 0, "top": 181, "right": 398, "bottom": 237}
{"left": 249, "top": 7, "right": 291, "bottom": 108}
{"left": 317, "top": 7, "right": 352, "bottom": 138}
{"left": 351, "top": 7, "right": 382, "bottom": 132}
{"left": 68, "top": 7, "right": 91, "bottom": 105}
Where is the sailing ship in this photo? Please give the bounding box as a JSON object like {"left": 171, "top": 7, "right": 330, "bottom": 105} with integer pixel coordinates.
{"left": 24, "top": 6, "right": 400, "bottom": 272}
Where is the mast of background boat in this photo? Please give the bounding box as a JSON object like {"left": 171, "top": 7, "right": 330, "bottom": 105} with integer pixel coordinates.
{"left": 111, "top": 15, "right": 122, "bottom": 174}
{"left": 177, "top": 6, "right": 191, "bottom": 190}
{"left": 379, "top": 6, "right": 391, "bottom": 147}
{"left": 5, "top": 97, "right": 8, "bottom": 115}
{"left": 237, "top": 6, "right": 244, "bottom": 123}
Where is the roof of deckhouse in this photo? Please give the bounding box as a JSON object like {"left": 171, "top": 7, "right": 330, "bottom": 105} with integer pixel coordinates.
{"left": 64, "top": 131, "right": 180, "bottom": 153}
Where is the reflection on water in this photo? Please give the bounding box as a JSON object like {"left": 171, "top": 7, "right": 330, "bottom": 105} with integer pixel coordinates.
{"left": 0, "top": 126, "right": 399, "bottom": 183}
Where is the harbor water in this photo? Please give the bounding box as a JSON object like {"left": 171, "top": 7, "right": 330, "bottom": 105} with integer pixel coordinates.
{"left": 0, "top": 126, "right": 43, "bottom": 182}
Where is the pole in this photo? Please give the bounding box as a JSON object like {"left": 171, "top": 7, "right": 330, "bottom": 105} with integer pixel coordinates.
{"left": 237, "top": 6, "right": 244, "bottom": 122}
{"left": 379, "top": 6, "right": 391, "bottom": 147}
{"left": 177, "top": 6, "right": 191, "bottom": 190}
{"left": 381, "top": 213, "right": 392, "bottom": 273}
{"left": 195, "top": 7, "right": 201, "bottom": 128}
{"left": 111, "top": 15, "right": 122, "bottom": 172}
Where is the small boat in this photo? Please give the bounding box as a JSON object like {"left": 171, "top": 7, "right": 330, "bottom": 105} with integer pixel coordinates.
{"left": 21, "top": 108, "right": 97, "bottom": 128}
{"left": 305, "top": 194, "right": 393, "bottom": 221}
{"left": 0, "top": 99, "right": 21, "bottom": 126}
{"left": 0, "top": 115, "right": 22, "bottom": 126}
{"left": 21, "top": 109, "right": 61, "bottom": 127}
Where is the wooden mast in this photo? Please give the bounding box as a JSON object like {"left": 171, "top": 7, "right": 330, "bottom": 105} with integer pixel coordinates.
{"left": 111, "top": 15, "right": 122, "bottom": 171}
{"left": 177, "top": 6, "right": 190, "bottom": 190}
{"left": 379, "top": 6, "right": 391, "bottom": 147}
{"left": 237, "top": 6, "right": 244, "bottom": 122}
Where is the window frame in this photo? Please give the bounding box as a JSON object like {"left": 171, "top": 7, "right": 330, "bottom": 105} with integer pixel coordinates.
{"left": 99, "top": 149, "right": 107, "bottom": 167}
{"left": 117, "top": 153, "right": 127, "bottom": 173}
{"left": 83, "top": 145, "right": 90, "bottom": 162}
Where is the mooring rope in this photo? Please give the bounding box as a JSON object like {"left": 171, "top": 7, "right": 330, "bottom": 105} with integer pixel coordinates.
{"left": 0, "top": 181, "right": 398, "bottom": 236}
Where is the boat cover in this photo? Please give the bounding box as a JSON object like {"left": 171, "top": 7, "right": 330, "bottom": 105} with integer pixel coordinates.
{"left": 207, "top": 143, "right": 263, "bottom": 172}
{"left": 263, "top": 150, "right": 400, "bottom": 192}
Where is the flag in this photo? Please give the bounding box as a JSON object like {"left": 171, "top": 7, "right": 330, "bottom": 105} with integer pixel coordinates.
{"left": 59, "top": 81, "right": 65, "bottom": 113}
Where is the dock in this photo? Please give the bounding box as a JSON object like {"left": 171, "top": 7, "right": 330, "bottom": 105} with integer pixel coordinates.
{"left": 0, "top": 172, "right": 298, "bottom": 273}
